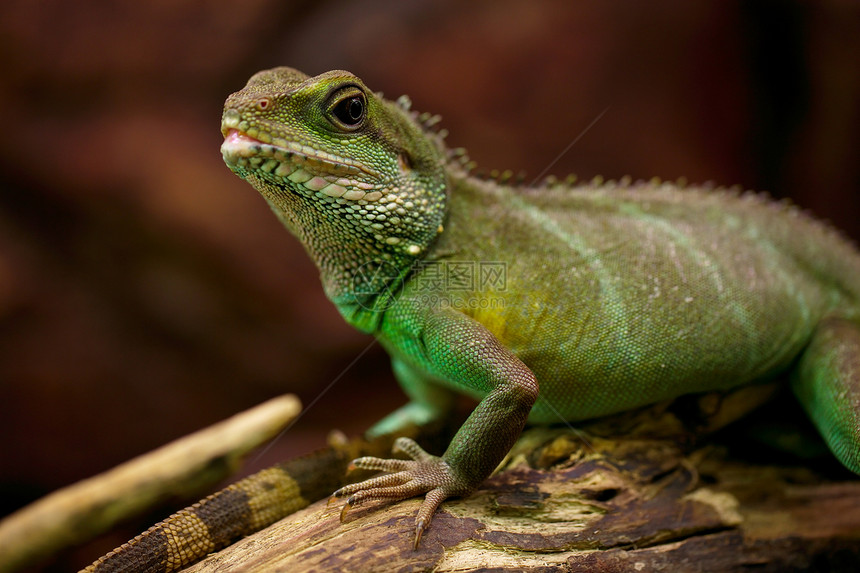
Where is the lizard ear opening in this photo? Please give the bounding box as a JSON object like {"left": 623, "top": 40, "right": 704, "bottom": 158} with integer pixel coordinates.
{"left": 398, "top": 152, "right": 413, "bottom": 173}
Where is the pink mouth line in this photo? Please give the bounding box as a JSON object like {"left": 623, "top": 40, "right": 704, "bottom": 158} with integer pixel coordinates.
{"left": 223, "top": 129, "right": 257, "bottom": 144}
{"left": 220, "top": 129, "right": 378, "bottom": 177}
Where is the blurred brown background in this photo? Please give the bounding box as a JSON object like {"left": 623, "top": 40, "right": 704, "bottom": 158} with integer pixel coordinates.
{"left": 1, "top": 0, "right": 858, "bottom": 569}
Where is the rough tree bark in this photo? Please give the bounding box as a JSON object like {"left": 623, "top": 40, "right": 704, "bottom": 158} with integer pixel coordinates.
{"left": 186, "top": 388, "right": 860, "bottom": 572}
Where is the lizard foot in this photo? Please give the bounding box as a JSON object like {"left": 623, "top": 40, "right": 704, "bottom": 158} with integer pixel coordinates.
{"left": 332, "top": 436, "right": 468, "bottom": 549}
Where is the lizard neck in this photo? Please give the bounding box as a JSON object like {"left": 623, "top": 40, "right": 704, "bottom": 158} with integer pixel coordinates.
{"left": 251, "top": 172, "right": 446, "bottom": 333}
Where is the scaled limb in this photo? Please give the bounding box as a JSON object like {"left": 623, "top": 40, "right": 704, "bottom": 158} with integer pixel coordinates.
{"left": 791, "top": 316, "right": 860, "bottom": 473}
{"left": 334, "top": 311, "right": 539, "bottom": 548}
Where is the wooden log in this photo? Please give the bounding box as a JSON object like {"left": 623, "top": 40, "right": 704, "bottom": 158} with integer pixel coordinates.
{"left": 186, "top": 392, "right": 860, "bottom": 572}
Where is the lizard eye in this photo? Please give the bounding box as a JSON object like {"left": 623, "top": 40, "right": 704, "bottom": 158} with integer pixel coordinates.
{"left": 329, "top": 92, "right": 366, "bottom": 130}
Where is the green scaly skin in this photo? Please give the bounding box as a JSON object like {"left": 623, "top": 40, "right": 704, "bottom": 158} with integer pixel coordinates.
{"left": 219, "top": 67, "right": 860, "bottom": 548}
{"left": 83, "top": 67, "right": 860, "bottom": 572}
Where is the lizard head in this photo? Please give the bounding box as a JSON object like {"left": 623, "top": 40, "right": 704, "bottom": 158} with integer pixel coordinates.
{"left": 220, "top": 67, "right": 449, "bottom": 323}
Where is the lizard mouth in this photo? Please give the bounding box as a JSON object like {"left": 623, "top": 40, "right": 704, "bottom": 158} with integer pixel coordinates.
{"left": 220, "top": 128, "right": 380, "bottom": 181}
{"left": 220, "top": 129, "right": 385, "bottom": 201}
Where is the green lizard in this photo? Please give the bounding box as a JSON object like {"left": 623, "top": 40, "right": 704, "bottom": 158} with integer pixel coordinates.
{"left": 83, "top": 67, "right": 860, "bottom": 572}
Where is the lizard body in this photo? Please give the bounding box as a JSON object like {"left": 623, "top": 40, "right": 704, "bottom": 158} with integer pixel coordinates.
{"left": 83, "top": 67, "right": 860, "bottom": 571}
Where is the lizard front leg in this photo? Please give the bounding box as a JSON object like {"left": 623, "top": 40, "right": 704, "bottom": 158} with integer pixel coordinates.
{"left": 333, "top": 310, "right": 539, "bottom": 548}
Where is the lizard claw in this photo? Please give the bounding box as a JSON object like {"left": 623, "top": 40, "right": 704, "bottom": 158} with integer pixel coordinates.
{"left": 339, "top": 497, "right": 354, "bottom": 522}
{"left": 413, "top": 517, "right": 426, "bottom": 550}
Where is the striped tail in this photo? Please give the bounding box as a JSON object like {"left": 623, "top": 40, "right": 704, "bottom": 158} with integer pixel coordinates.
{"left": 81, "top": 448, "right": 348, "bottom": 573}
